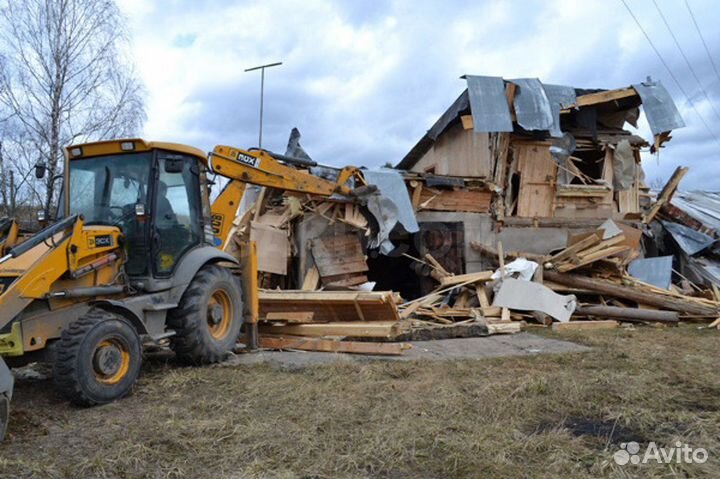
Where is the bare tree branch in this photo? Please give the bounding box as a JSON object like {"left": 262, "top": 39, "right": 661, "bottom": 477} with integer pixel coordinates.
{"left": 0, "top": 0, "right": 145, "bottom": 215}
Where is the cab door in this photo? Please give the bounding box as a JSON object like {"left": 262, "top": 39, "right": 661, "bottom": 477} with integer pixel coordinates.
{"left": 152, "top": 154, "right": 203, "bottom": 276}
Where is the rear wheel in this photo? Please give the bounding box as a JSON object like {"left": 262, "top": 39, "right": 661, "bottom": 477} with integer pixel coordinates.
{"left": 54, "top": 309, "right": 142, "bottom": 406}
{"left": 168, "top": 265, "right": 243, "bottom": 364}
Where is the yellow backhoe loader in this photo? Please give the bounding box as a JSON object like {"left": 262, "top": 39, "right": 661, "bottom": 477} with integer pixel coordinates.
{"left": 0, "top": 139, "right": 371, "bottom": 436}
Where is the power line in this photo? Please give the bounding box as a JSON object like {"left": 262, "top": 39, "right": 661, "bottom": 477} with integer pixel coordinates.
{"left": 684, "top": 0, "right": 720, "bottom": 92}
{"left": 652, "top": 0, "right": 720, "bottom": 123}
{"left": 620, "top": 0, "right": 720, "bottom": 148}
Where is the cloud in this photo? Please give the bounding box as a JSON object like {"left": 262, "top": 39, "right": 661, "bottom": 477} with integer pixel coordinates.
{"left": 172, "top": 33, "right": 197, "bottom": 48}
{"left": 116, "top": 0, "right": 720, "bottom": 189}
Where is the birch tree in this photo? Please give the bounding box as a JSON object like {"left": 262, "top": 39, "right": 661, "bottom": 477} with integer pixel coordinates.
{"left": 0, "top": 0, "right": 145, "bottom": 215}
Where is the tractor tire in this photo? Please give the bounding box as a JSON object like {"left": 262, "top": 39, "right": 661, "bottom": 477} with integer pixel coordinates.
{"left": 53, "top": 308, "right": 142, "bottom": 406}
{"left": 168, "top": 265, "right": 243, "bottom": 364}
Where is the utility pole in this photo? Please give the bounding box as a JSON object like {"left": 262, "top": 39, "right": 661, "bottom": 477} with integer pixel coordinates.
{"left": 245, "top": 62, "right": 282, "bottom": 150}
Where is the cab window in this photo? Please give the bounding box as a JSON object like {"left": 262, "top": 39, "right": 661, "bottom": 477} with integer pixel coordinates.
{"left": 153, "top": 156, "right": 202, "bottom": 275}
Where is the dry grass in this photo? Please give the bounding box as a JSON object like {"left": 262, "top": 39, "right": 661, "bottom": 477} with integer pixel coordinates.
{"left": 0, "top": 325, "right": 718, "bottom": 478}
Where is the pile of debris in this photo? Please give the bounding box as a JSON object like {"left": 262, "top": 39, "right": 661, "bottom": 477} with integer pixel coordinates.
{"left": 229, "top": 75, "right": 718, "bottom": 357}
{"left": 394, "top": 217, "right": 719, "bottom": 336}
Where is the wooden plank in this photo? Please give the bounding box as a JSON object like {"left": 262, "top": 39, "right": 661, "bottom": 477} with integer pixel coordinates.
{"left": 343, "top": 204, "right": 368, "bottom": 229}
{"left": 259, "top": 321, "right": 399, "bottom": 338}
{"left": 476, "top": 285, "right": 491, "bottom": 308}
{"left": 301, "top": 265, "right": 320, "bottom": 291}
{"left": 556, "top": 185, "right": 612, "bottom": 197}
{"left": 418, "top": 188, "right": 492, "bottom": 213}
{"left": 575, "top": 234, "right": 626, "bottom": 258}
{"left": 549, "top": 233, "right": 602, "bottom": 263}
{"left": 439, "top": 271, "right": 494, "bottom": 288}
{"left": 249, "top": 222, "right": 289, "bottom": 275}
{"left": 259, "top": 335, "right": 410, "bottom": 355}
{"left": 259, "top": 290, "right": 395, "bottom": 303}
{"left": 311, "top": 234, "right": 368, "bottom": 278}
{"left": 562, "top": 87, "right": 637, "bottom": 110}
{"left": 460, "top": 114, "right": 474, "bottom": 130}
{"left": 643, "top": 166, "right": 688, "bottom": 224}
{"left": 411, "top": 182, "right": 423, "bottom": 209}
{"left": 487, "top": 322, "right": 522, "bottom": 334}
{"left": 399, "top": 301, "right": 423, "bottom": 319}
{"left": 323, "top": 273, "right": 368, "bottom": 289}
{"left": 259, "top": 289, "right": 401, "bottom": 323}
{"left": 265, "top": 312, "right": 317, "bottom": 323}
{"left": 552, "top": 320, "right": 619, "bottom": 331}
{"left": 424, "top": 253, "right": 450, "bottom": 277}
{"left": 556, "top": 246, "right": 630, "bottom": 272}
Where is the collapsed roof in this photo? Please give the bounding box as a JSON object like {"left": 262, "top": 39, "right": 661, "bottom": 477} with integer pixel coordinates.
{"left": 398, "top": 75, "right": 684, "bottom": 170}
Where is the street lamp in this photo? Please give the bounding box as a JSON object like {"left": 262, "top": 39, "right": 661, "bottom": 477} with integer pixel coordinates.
{"left": 245, "top": 62, "right": 282, "bottom": 150}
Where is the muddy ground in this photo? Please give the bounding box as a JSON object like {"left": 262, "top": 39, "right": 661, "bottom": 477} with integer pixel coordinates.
{"left": 0, "top": 325, "right": 718, "bottom": 478}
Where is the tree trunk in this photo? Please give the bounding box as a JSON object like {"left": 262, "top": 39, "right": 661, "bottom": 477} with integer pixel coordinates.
{"left": 574, "top": 305, "right": 679, "bottom": 323}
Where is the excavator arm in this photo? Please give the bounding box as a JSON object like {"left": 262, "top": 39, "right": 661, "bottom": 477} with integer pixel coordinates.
{"left": 206, "top": 144, "right": 378, "bottom": 348}
{"left": 208, "top": 144, "right": 371, "bottom": 247}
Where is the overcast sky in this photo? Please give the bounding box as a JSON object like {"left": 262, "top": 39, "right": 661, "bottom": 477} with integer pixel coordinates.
{"left": 117, "top": 0, "right": 720, "bottom": 190}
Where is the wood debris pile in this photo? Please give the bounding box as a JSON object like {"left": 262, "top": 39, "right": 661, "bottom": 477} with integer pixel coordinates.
{"left": 225, "top": 77, "right": 718, "bottom": 356}
{"left": 469, "top": 222, "right": 720, "bottom": 331}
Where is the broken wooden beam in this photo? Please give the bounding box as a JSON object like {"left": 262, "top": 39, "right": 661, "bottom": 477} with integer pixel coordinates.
{"left": 642, "top": 166, "right": 688, "bottom": 224}
{"left": 439, "top": 271, "right": 494, "bottom": 288}
{"left": 259, "top": 321, "right": 400, "bottom": 338}
{"left": 259, "top": 290, "right": 401, "bottom": 323}
{"left": 258, "top": 335, "right": 410, "bottom": 355}
{"left": 548, "top": 233, "right": 602, "bottom": 264}
{"left": 544, "top": 271, "right": 719, "bottom": 317}
{"left": 552, "top": 320, "right": 619, "bottom": 331}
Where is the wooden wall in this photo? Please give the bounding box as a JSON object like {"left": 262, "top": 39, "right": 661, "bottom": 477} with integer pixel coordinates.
{"left": 411, "top": 122, "right": 492, "bottom": 177}
{"left": 515, "top": 143, "right": 557, "bottom": 218}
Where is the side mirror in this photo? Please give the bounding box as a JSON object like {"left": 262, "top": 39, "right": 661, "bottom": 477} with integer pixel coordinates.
{"left": 34, "top": 163, "right": 46, "bottom": 179}
{"left": 36, "top": 210, "right": 46, "bottom": 222}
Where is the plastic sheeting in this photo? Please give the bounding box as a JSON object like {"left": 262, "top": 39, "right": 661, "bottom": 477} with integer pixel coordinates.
{"left": 661, "top": 220, "right": 716, "bottom": 255}
{"left": 542, "top": 83, "right": 577, "bottom": 138}
{"left": 464, "top": 75, "right": 513, "bottom": 133}
{"left": 492, "top": 278, "right": 577, "bottom": 322}
{"left": 628, "top": 256, "right": 673, "bottom": 290}
{"left": 511, "top": 78, "right": 554, "bottom": 131}
{"left": 633, "top": 80, "right": 685, "bottom": 135}
{"left": 550, "top": 133, "right": 577, "bottom": 185}
{"left": 363, "top": 168, "right": 420, "bottom": 255}
{"left": 490, "top": 257, "right": 539, "bottom": 281}
{"left": 363, "top": 169, "right": 419, "bottom": 234}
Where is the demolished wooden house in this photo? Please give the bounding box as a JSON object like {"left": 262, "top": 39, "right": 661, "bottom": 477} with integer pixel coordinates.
{"left": 391, "top": 76, "right": 686, "bottom": 279}
{"left": 229, "top": 75, "right": 719, "bottom": 355}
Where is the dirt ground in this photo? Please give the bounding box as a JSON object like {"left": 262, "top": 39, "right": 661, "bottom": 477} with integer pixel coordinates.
{"left": 0, "top": 325, "right": 718, "bottom": 478}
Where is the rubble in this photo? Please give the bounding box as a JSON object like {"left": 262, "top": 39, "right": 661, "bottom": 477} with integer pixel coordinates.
{"left": 229, "top": 75, "right": 718, "bottom": 356}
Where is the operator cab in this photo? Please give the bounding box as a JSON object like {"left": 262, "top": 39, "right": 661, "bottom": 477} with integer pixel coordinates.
{"left": 62, "top": 139, "right": 212, "bottom": 283}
